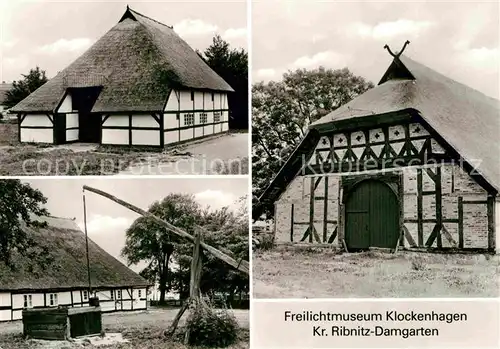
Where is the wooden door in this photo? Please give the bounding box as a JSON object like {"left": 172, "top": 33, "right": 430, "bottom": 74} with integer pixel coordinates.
{"left": 345, "top": 179, "right": 399, "bottom": 249}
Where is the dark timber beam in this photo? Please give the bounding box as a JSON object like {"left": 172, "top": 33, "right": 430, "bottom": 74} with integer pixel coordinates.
{"left": 82, "top": 185, "right": 249, "bottom": 275}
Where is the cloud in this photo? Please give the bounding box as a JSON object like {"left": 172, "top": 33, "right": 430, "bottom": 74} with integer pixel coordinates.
{"left": 349, "top": 19, "right": 434, "bottom": 40}
{"left": 457, "top": 47, "right": 499, "bottom": 70}
{"left": 291, "top": 51, "right": 348, "bottom": 69}
{"left": 222, "top": 27, "right": 247, "bottom": 40}
{"left": 194, "top": 190, "right": 236, "bottom": 210}
{"left": 174, "top": 19, "right": 218, "bottom": 37}
{"left": 256, "top": 68, "right": 278, "bottom": 80}
{"left": 78, "top": 214, "right": 133, "bottom": 235}
{"left": 37, "top": 38, "right": 92, "bottom": 54}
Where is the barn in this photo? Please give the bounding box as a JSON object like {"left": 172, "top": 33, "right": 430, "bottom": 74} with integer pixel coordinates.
{"left": 0, "top": 216, "right": 150, "bottom": 321}
{"left": 254, "top": 47, "right": 500, "bottom": 253}
{"left": 9, "top": 6, "right": 233, "bottom": 147}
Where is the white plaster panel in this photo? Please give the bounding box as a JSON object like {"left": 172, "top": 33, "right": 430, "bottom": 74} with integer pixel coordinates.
{"left": 66, "top": 129, "right": 78, "bottom": 141}
{"left": 164, "top": 113, "right": 178, "bottom": 129}
{"left": 21, "top": 129, "right": 53, "bottom": 143}
{"left": 180, "top": 129, "right": 193, "bottom": 141}
{"left": 57, "top": 93, "right": 73, "bottom": 113}
{"left": 194, "top": 91, "right": 204, "bottom": 110}
{"left": 132, "top": 114, "right": 159, "bottom": 127}
{"left": 204, "top": 125, "right": 213, "bottom": 135}
{"left": 101, "top": 130, "right": 129, "bottom": 145}
{"left": 164, "top": 90, "right": 180, "bottom": 111}
{"left": 66, "top": 113, "right": 79, "bottom": 128}
{"left": 132, "top": 130, "right": 160, "bottom": 146}
{"left": 103, "top": 115, "right": 129, "bottom": 127}
{"left": 22, "top": 114, "right": 52, "bottom": 127}
{"left": 165, "top": 131, "right": 179, "bottom": 144}
{"left": 179, "top": 91, "right": 193, "bottom": 110}
{"left": 194, "top": 127, "right": 203, "bottom": 138}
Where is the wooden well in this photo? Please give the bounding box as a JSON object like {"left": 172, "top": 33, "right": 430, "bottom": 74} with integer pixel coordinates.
{"left": 22, "top": 306, "right": 102, "bottom": 340}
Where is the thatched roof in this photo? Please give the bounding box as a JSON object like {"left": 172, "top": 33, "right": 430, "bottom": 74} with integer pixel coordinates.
{"left": 10, "top": 7, "right": 233, "bottom": 114}
{"left": 0, "top": 216, "right": 149, "bottom": 291}
{"left": 311, "top": 55, "right": 500, "bottom": 191}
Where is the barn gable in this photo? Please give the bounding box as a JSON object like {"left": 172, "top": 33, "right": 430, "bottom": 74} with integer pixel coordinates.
{"left": 256, "top": 49, "right": 498, "bottom": 252}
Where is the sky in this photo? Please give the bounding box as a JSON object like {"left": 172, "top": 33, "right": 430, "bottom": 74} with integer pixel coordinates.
{"left": 0, "top": 0, "right": 247, "bottom": 82}
{"left": 22, "top": 177, "right": 249, "bottom": 272}
{"left": 252, "top": 0, "right": 499, "bottom": 99}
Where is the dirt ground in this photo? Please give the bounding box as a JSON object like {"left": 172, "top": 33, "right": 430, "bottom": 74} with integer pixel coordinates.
{"left": 0, "top": 132, "right": 248, "bottom": 176}
{"left": 0, "top": 307, "right": 249, "bottom": 349}
{"left": 253, "top": 246, "right": 500, "bottom": 298}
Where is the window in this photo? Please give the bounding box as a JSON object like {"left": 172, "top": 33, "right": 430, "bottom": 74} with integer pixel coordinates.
{"left": 200, "top": 113, "right": 207, "bottom": 124}
{"left": 191, "top": 91, "right": 194, "bottom": 101}
{"left": 83, "top": 290, "right": 88, "bottom": 301}
{"left": 211, "top": 92, "right": 214, "bottom": 101}
{"left": 49, "top": 293, "right": 58, "bottom": 306}
{"left": 214, "top": 112, "right": 221, "bottom": 123}
{"left": 23, "top": 295, "right": 32, "bottom": 308}
{"left": 117, "top": 290, "right": 122, "bottom": 299}
{"left": 110, "top": 290, "right": 114, "bottom": 300}
{"left": 184, "top": 113, "right": 194, "bottom": 126}
{"left": 138, "top": 290, "right": 142, "bottom": 298}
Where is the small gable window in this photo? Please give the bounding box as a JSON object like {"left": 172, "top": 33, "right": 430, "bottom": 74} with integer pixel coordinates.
{"left": 110, "top": 291, "right": 114, "bottom": 300}
{"left": 23, "top": 295, "right": 33, "bottom": 308}
{"left": 138, "top": 289, "right": 142, "bottom": 298}
{"left": 49, "top": 293, "right": 58, "bottom": 306}
{"left": 83, "top": 290, "right": 88, "bottom": 301}
{"left": 117, "top": 290, "right": 122, "bottom": 299}
{"left": 191, "top": 91, "right": 194, "bottom": 101}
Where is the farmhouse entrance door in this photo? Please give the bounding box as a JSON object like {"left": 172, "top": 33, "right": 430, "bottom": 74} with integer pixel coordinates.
{"left": 344, "top": 179, "right": 399, "bottom": 250}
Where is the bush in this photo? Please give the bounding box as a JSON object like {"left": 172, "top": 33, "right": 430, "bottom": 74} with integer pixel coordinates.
{"left": 184, "top": 302, "right": 239, "bottom": 347}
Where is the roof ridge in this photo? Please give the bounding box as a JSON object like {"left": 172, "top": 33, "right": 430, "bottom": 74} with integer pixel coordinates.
{"left": 128, "top": 7, "right": 173, "bottom": 29}
{"left": 400, "top": 55, "right": 500, "bottom": 102}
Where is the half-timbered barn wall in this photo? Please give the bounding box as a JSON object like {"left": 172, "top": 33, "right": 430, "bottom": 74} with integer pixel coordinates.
{"left": 275, "top": 120, "right": 494, "bottom": 251}
{"left": 163, "top": 89, "right": 229, "bottom": 145}
{"left": 0, "top": 287, "right": 147, "bottom": 321}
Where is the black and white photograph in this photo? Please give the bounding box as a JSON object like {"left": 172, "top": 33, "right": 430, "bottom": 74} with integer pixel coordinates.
{"left": 252, "top": 1, "right": 500, "bottom": 299}
{"left": 0, "top": 0, "right": 248, "bottom": 176}
{"left": 0, "top": 177, "right": 249, "bottom": 348}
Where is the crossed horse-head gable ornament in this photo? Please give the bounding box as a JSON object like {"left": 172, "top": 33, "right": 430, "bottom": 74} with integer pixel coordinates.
{"left": 384, "top": 40, "right": 410, "bottom": 58}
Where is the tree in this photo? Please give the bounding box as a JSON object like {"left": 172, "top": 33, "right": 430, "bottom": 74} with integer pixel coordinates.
{"left": 122, "top": 194, "right": 202, "bottom": 304}
{"left": 3, "top": 67, "right": 48, "bottom": 109}
{"left": 199, "top": 35, "right": 248, "bottom": 130}
{"left": 0, "top": 179, "right": 49, "bottom": 265}
{"left": 252, "top": 67, "right": 374, "bottom": 218}
{"left": 171, "top": 197, "right": 249, "bottom": 304}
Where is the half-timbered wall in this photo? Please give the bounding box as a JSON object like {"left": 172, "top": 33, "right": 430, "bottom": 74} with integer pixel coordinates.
{"left": 274, "top": 120, "right": 493, "bottom": 250}
{"left": 163, "top": 89, "right": 229, "bottom": 145}
{"left": 0, "top": 287, "right": 147, "bottom": 321}
{"left": 55, "top": 92, "right": 79, "bottom": 142}
{"left": 19, "top": 114, "right": 54, "bottom": 143}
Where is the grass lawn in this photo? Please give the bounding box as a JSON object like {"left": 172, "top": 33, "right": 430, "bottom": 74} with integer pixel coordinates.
{"left": 0, "top": 308, "right": 249, "bottom": 349}
{"left": 253, "top": 246, "right": 500, "bottom": 298}
{"left": 0, "top": 146, "right": 144, "bottom": 176}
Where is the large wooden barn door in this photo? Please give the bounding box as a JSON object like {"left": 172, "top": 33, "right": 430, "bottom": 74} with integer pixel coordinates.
{"left": 345, "top": 180, "right": 399, "bottom": 249}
